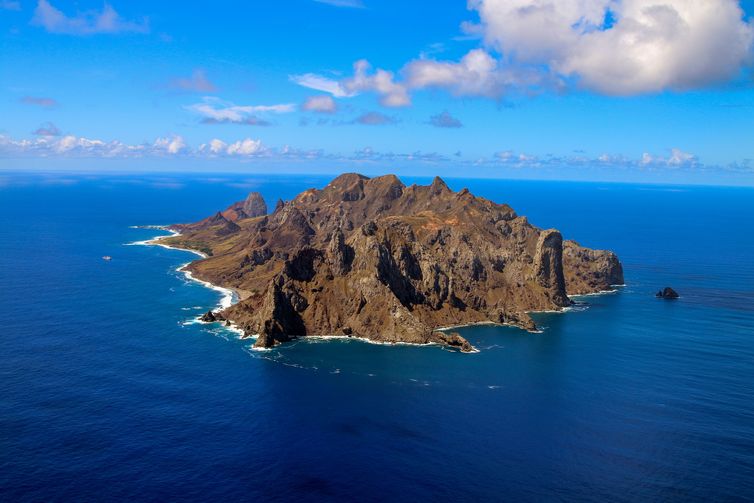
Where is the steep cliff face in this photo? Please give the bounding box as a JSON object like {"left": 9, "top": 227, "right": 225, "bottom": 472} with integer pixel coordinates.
{"left": 164, "top": 173, "right": 624, "bottom": 351}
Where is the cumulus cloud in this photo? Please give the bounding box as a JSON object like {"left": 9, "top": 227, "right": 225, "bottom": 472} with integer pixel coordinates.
{"left": 32, "top": 0, "right": 149, "bottom": 35}
{"left": 470, "top": 0, "right": 754, "bottom": 95}
{"left": 641, "top": 148, "right": 698, "bottom": 167}
{"left": 343, "top": 60, "right": 410, "bottom": 107}
{"left": 153, "top": 135, "right": 186, "bottom": 155}
{"left": 293, "top": 0, "right": 753, "bottom": 104}
{"left": 352, "top": 111, "right": 397, "bottom": 125}
{"left": 187, "top": 97, "right": 295, "bottom": 125}
{"left": 226, "top": 138, "right": 264, "bottom": 155}
{"left": 293, "top": 51, "right": 553, "bottom": 104}
{"left": 168, "top": 70, "right": 217, "bottom": 93}
{"left": 33, "top": 122, "right": 61, "bottom": 136}
{"left": 302, "top": 95, "right": 338, "bottom": 113}
{"left": 428, "top": 111, "right": 463, "bottom": 128}
{"left": 405, "top": 49, "right": 556, "bottom": 98}
{"left": 0, "top": 134, "right": 185, "bottom": 158}
{"left": 20, "top": 96, "right": 58, "bottom": 108}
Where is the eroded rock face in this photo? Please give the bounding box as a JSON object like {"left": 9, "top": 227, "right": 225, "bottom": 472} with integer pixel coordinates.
{"left": 220, "top": 192, "right": 268, "bottom": 222}
{"left": 166, "top": 173, "right": 624, "bottom": 351}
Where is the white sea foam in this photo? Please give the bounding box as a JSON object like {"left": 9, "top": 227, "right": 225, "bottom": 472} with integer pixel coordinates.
{"left": 129, "top": 225, "right": 624, "bottom": 354}
{"left": 127, "top": 225, "right": 245, "bottom": 337}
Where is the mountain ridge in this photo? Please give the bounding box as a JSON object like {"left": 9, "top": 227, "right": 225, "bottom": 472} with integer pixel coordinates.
{"left": 163, "top": 173, "right": 624, "bottom": 351}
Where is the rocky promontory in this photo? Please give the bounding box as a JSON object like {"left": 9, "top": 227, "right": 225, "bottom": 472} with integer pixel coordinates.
{"left": 164, "top": 174, "right": 623, "bottom": 351}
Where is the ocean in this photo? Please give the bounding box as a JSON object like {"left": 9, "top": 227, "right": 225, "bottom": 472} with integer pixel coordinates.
{"left": 1, "top": 172, "right": 753, "bottom": 502}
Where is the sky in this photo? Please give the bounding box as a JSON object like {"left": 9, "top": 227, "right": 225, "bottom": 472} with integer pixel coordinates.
{"left": 1, "top": 0, "right": 754, "bottom": 185}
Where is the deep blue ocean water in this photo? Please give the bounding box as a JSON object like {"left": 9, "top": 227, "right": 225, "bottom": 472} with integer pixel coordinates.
{"left": 1, "top": 172, "right": 753, "bottom": 502}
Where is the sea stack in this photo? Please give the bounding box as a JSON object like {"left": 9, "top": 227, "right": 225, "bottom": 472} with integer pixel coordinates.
{"left": 166, "top": 174, "right": 624, "bottom": 352}
{"left": 656, "top": 287, "right": 680, "bottom": 299}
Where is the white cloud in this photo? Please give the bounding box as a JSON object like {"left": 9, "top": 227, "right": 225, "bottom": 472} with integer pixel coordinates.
{"left": 153, "top": 135, "right": 186, "bottom": 155}
{"left": 198, "top": 138, "right": 265, "bottom": 157}
{"left": 187, "top": 97, "right": 295, "bottom": 125}
{"left": 668, "top": 148, "right": 696, "bottom": 166}
{"left": 470, "top": 0, "right": 754, "bottom": 95}
{"left": 226, "top": 138, "right": 263, "bottom": 156}
{"left": 302, "top": 95, "right": 338, "bottom": 113}
{"left": 641, "top": 148, "right": 697, "bottom": 167}
{"left": 404, "top": 49, "right": 554, "bottom": 98}
{"left": 292, "top": 0, "right": 753, "bottom": 103}
{"left": 289, "top": 73, "right": 353, "bottom": 97}
{"left": 291, "top": 60, "right": 410, "bottom": 107}
{"left": 342, "top": 60, "right": 410, "bottom": 107}
{"left": 493, "top": 147, "right": 699, "bottom": 169}
{"left": 206, "top": 139, "right": 227, "bottom": 154}
{"left": 0, "top": 132, "right": 710, "bottom": 173}
{"left": 32, "top": 0, "right": 149, "bottom": 35}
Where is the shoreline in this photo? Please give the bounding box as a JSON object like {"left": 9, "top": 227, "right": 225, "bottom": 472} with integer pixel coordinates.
{"left": 128, "top": 225, "right": 623, "bottom": 352}
{"left": 126, "top": 225, "right": 244, "bottom": 336}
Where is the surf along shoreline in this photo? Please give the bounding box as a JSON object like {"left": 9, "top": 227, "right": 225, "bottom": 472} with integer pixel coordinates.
{"left": 128, "top": 225, "right": 621, "bottom": 353}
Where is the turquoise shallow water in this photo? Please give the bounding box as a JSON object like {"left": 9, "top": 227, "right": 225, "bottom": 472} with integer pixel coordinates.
{"left": 1, "top": 173, "right": 753, "bottom": 501}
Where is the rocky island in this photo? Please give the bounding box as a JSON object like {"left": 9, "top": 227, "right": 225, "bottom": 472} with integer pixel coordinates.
{"left": 160, "top": 174, "right": 623, "bottom": 351}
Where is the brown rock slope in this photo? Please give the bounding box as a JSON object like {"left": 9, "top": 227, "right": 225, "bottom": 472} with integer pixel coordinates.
{"left": 164, "top": 174, "right": 623, "bottom": 351}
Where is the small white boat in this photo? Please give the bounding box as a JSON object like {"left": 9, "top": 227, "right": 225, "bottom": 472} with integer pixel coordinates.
{"left": 102, "top": 255, "right": 112, "bottom": 261}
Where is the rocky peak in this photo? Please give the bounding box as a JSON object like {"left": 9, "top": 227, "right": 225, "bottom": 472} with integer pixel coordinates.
{"left": 323, "top": 173, "right": 369, "bottom": 202}
{"left": 533, "top": 229, "right": 569, "bottom": 307}
{"left": 242, "top": 192, "right": 267, "bottom": 218}
{"left": 429, "top": 176, "right": 450, "bottom": 195}
{"left": 166, "top": 173, "right": 624, "bottom": 352}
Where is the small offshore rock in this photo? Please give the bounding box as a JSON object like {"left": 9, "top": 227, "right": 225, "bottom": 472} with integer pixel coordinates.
{"left": 656, "top": 287, "right": 679, "bottom": 299}
{"left": 432, "top": 332, "right": 475, "bottom": 353}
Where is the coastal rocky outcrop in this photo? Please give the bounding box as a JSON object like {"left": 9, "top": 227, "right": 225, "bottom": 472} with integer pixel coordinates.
{"left": 163, "top": 173, "right": 623, "bottom": 352}
{"left": 656, "top": 287, "right": 679, "bottom": 299}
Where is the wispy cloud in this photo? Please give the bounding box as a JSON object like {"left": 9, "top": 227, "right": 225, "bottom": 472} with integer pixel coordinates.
{"left": 291, "top": 59, "right": 410, "bottom": 107}
{"left": 186, "top": 97, "right": 295, "bottom": 125}
{"left": 32, "top": 0, "right": 149, "bottom": 35}
{"left": 428, "top": 111, "right": 462, "bottom": 128}
{"left": 168, "top": 69, "right": 217, "bottom": 93}
{"left": 33, "top": 122, "right": 61, "bottom": 136}
{"left": 351, "top": 146, "right": 447, "bottom": 163}
{"left": 313, "top": 0, "right": 365, "bottom": 8}
{"left": 289, "top": 73, "right": 353, "bottom": 98}
{"left": 492, "top": 148, "right": 700, "bottom": 170}
{"left": 20, "top": 96, "right": 58, "bottom": 108}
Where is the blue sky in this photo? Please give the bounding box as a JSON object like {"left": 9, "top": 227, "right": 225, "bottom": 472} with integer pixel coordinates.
{"left": 1, "top": 0, "right": 754, "bottom": 185}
